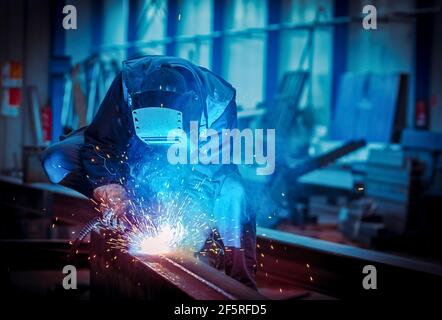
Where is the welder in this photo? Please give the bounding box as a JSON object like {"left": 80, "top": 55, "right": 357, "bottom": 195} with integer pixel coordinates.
{"left": 42, "top": 55, "right": 257, "bottom": 289}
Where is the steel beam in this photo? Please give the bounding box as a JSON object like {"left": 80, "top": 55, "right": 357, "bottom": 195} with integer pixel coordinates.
{"left": 49, "top": 0, "right": 69, "bottom": 143}
{"left": 257, "top": 227, "right": 442, "bottom": 299}
{"left": 127, "top": 0, "right": 145, "bottom": 58}
{"left": 3, "top": 177, "right": 442, "bottom": 299}
{"left": 90, "top": 232, "right": 265, "bottom": 300}
{"left": 413, "top": 0, "right": 435, "bottom": 129}
{"left": 264, "top": 0, "right": 282, "bottom": 102}
{"left": 91, "top": 0, "right": 104, "bottom": 53}
{"left": 166, "top": 0, "right": 179, "bottom": 56}
{"left": 331, "top": 0, "right": 348, "bottom": 114}
{"left": 211, "top": 0, "right": 226, "bottom": 76}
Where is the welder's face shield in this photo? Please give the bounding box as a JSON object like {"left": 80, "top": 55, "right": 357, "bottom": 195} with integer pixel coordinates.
{"left": 131, "top": 90, "right": 193, "bottom": 145}
{"left": 123, "top": 62, "right": 203, "bottom": 146}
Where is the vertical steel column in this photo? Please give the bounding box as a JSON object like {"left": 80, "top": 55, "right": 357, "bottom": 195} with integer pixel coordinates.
{"left": 91, "top": 0, "right": 103, "bottom": 53}
{"left": 127, "top": 0, "right": 143, "bottom": 58}
{"left": 264, "top": 0, "right": 282, "bottom": 101}
{"left": 413, "top": 0, "right": 435, "bottom": 129}
{"left": 331, "top": 0, "right": 348, "bottom": 115}
{"left": 211, "top": 0, "right": 225, "bottom": 76}
{"left": 49, "top": 0, "right": 68, "bottom": 142}
{"left": 166, "top": 0, "right": 179, "bottom": 56}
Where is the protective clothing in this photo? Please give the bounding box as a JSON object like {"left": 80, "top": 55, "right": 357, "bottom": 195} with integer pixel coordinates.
{"left": 42, "top": 56, "right": 256, "bottom": 289}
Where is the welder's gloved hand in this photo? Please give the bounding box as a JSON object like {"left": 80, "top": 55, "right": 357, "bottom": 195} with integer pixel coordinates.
{"left": 93, "top": 184, "right": 131, "bottom": 229}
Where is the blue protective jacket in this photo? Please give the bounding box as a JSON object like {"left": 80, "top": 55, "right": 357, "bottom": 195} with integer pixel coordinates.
{"left": 80, "top": 55, "right": 238, "bottom": 189}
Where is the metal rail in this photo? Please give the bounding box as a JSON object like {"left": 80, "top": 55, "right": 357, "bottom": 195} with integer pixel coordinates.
{"left": 89, "top": 232, "right": 265, "bottom": 300}
{"left": 2, "top": 176, "right": 442, "bottom": 299}
{"left": 257, "top": 227, "right": 442, "bottom": 298}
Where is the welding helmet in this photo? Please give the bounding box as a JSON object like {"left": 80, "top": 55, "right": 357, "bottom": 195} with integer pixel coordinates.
{"left": 125, "top": 63, "right": 202, "bottom": 145}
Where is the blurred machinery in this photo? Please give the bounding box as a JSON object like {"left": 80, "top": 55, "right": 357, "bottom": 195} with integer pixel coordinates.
{"left": 339, "top": 147, "right": 423, "bottom": 246}
{"left": 239, "top": 64, "right": 441, "bottom": 258}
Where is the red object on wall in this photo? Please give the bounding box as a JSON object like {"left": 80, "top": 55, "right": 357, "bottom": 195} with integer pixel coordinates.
{"left": 1, "top": 61, "right": 23, "bottom": 117}
{"left": 41, "top": 105, "right": 52, "bottom": 142}
{"left": 8, "top": 87, "right": 22, "bottom": 106}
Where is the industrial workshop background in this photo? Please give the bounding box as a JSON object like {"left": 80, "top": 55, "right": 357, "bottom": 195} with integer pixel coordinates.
{"left": 2, "top": 0, "right": 441, "bottom": 159}
{"left": 1, "top": 0, "right": 442, "bottom": 301}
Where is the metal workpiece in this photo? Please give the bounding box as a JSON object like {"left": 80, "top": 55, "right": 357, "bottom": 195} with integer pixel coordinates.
{"left": 89, "top": 232, "right": 265, "bottom": 300}
{"left": 3, "top": 177, "right": 442, "bottom": 300}
{"left": 256, "top": 228, "right": 442, "bottom": 299}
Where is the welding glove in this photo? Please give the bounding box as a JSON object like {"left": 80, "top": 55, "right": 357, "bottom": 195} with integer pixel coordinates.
{"left": 93, "top": 184, "right": 132, "bottom": 230}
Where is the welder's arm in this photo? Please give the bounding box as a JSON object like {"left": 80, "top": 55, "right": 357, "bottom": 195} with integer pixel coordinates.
{"left": 79, "top": 72, "right": 132, "bottom": 189}
{"left": 93, "top": 184, "right": 131, "bottom": 223}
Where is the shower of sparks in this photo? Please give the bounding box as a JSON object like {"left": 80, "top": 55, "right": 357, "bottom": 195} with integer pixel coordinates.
{"left": 88, "top": 151, "right": 218, "bottom": 257}
{"left": 131, "top": 223, "right": 184, "bottom": 255}
{"left": 96, "top": 186, "right": 212, "bottom": 256}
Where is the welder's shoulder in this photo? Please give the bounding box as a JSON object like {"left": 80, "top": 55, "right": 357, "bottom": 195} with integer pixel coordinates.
{"left": 197, "top": 66, "right": 237, "bottom": 129}
{"left": 122, "top": 54, "right": 158, "bottom": 66}
{"left": 198, "top": 66, "right": 235, "bottom": 90}
{"left": 197, "top": 66, "right": 236, "bottom": 106}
